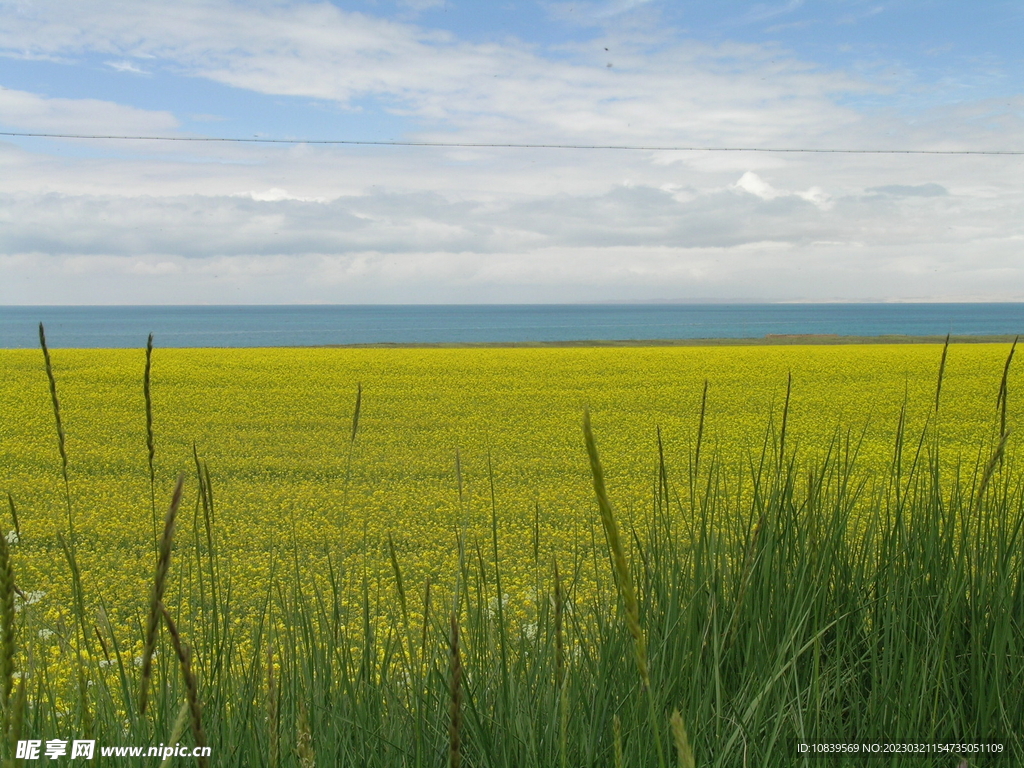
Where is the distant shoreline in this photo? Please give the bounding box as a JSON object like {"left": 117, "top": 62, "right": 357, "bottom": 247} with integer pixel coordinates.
{"left": 315, "top": 333, "right": 1020, "bottom": 349}
{"left": 4, "top": 334, "right": 1019, "bottom": 351}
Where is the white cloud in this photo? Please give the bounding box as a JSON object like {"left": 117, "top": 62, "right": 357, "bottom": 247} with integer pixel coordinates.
{"left": 732, "top": 171, "right": 833, "bottom": 209}
{"left": 104, "top": 59, "right": 148, "bottom": 74}
{"left": 0, "top": 85, "right": 178, "bottom": 133}
{"left": 796, "top": 186, "right": 832, "bottom": 209}
{"left": 246, "top": 188, "right": 329, "bottom": 203}
{"left": 867, "top": 183, "right": 948, "bottom": 198}
{"left": 398, "top": 0, "right": 445, "bottom": 10}
{"left": 733, "top": 171, "right": 783, "bottom": 200}
{"left": 742, "top": 0, "right": 805, "bottom": 24}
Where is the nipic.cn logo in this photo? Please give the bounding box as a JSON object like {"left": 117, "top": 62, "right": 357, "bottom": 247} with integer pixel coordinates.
{"left": 16, "top": 740, "right": 95, "bottom": 760}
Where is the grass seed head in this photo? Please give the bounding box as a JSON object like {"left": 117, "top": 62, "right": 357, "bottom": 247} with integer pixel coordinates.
{"left": 140, "top": 475, "right": 185, "bottom": 715}
{"left": 670, "top": 710, "right": 695, "bottom": 768}
{"left": 583, "top": 409, "right": 649, "bottom": 687}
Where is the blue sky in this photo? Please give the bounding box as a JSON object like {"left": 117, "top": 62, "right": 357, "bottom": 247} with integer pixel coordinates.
{"left": 1, "top": 0, "right": 1022, "bottom": 303}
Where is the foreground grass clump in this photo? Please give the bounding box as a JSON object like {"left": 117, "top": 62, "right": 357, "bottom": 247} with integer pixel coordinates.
{"left": 0, "top": 335, "right": 1022, "bottom": 766}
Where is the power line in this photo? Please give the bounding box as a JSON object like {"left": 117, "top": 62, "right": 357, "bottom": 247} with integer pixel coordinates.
{"left": 1, "top": 130, "right": 1022, "bottom": 155}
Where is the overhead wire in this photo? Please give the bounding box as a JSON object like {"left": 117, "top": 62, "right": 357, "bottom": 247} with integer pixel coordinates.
{"left": 1, "top": 131, "right": 1022, "bottom": 155}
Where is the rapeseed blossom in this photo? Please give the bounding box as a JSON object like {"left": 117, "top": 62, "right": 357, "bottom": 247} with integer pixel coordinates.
{"left": 0, "top": 343, "right": 1017, "bottom": 648}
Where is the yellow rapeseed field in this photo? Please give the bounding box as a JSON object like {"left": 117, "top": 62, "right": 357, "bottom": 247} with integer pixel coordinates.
{"left": 0, "top": 343, "right": 1018, "bottom": 656}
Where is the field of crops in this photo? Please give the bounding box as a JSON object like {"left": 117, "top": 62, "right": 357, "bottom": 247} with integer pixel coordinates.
{"left": 1, "top": 340, "right": 1021, "bottom": 766}
{"left": 0, "top": 343, "right": 1019, "bottom": 631}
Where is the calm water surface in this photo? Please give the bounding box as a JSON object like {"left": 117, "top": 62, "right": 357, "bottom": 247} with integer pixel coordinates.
{"left": 0, "top": 304, "right": 1021, "bottom": 348}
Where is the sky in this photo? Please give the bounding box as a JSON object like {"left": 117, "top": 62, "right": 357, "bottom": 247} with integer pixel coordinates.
{"left": 0, "top": 0, "right": 1022, "bottom": 304}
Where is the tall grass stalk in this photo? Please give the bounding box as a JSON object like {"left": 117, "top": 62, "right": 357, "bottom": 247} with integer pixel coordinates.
{"left": 779, "top": 371, "right": 792, "bottom": 465}
{"left": 4, "top": 677, "right": 25, "bottom": 768}
{"left": 341, "top": 383, "right": 362, "bottom": 514}
{"left": 267, "top": 648, "right": 280, "bottom": 768}
{"left": 612, "top": 714, "right": 623, "bottom": 768}
{"left": 583, "top": 408, "right": 666, "bottom": 768}
{"left": 449, "top": 610, "right": 463, "bottom": 768}
{"left": 997, "top": 336, "right": 1017, "bottom": 443}
{"left": 145, "top": 333, "right": 158, "bottom": 550}
{"left": 159, "top": 701, "right": 192, "bottom": 768}
{"left": 670, "top": 709, "right": 695, "bottom": 768}
{"left": 935, "top": 332, "right": 950, "bottom": 412}
{"left": 5, "top": 495, "right": 19, "bottom": 542}
{"left": 296, "top": 700, "right": 315, "bottom": 768}
{"left": 140, "top": 475, "right": 185, "bottom": 715}
{"left": 160, "top": 604, "right": 208, "bottom": 768}
{"left": 0, "top": 526, "right": 14, "bottom": 747}
{"left": 693, "top": 379, "right": 708, "bottom": 486}
{"left": 38, "top": 324, "right": 73, "bottom": 543}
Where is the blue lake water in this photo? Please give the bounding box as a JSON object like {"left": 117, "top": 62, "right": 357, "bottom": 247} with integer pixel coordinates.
{"left": 0, "top": 304, "right": 1022, "bottom": 348}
